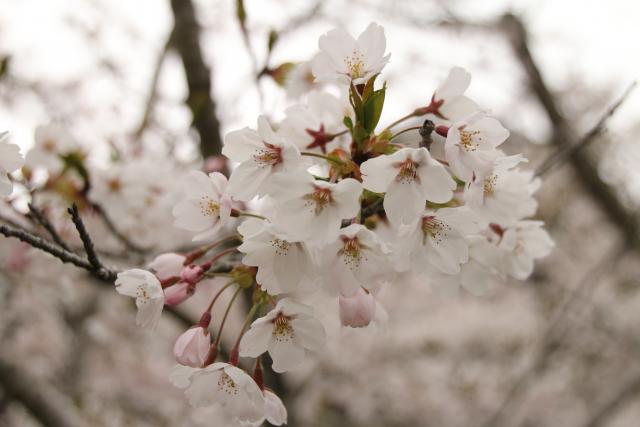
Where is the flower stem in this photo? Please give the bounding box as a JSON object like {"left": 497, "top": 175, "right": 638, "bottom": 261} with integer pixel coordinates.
{"left": 390, "top": 125, "right": 422, "bottom": 140}
{"left": 228, "top": 302, "right": 260, "bottom": 366}
{"left": 301, "top": 152, "right": 345, "bottom": 165}
{"left": 214, "top": 287, "right": 243, "bottom": 347}
{"left": 184, "top": 234, "right": 241, "bottom": 264}
{"left": 201, "top": 247, "right": 238, "bottom": 270}
{"left": 205, "top": 281, "right": 236, "bottom": 313}
{"left": 231, "top": 209, "right": 267, "bottom": 220}
{"left": 381, "top": 112, "right": 417, "bottom": 133}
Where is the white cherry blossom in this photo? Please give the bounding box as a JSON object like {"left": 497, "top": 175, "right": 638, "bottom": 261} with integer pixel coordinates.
{"left": 444, "top": 112, "right": 510, "bottom": 182}
{"left": 26, "top": 123, "right": 81, "bottom": 172}
{"left": 172, "top": 171, "right": 232, "bottom": 241}
{"left": 360, "top": 147, "right": 456, "bottom": 226}
{"left": 270, "top": 172, "right": 362, "bottom": 244}
{"left": 237, "top": 218, "right": 316, "bottom": 295}
{"left": 223, "top": 116, "right": 302, "bottom": 201}
{"left": 311, "top": 22, "right": 390, "bottom": 85}
{"left": 250, "top": 389, "right": 288, "bottom": 427}
{"left": 239, "top": 298, "right": 326, "bottom": 373}
{"left": 465, "top": 155, "right": 540, "bottom": 226}
{"left": 395, "top": 207, "right": 480, "bottom": 275}
{"left": 0, "top": 132, "right": 24, "bottom": 196}
{"left": 495, "top": 220, "right": 554, "bottom": 280}
{"left": 170, "top": 363, "right": 264, "bottom": 424}
{"left": 115, "top": 269, "right": 164, "bottom": 330}
{"left": 263, "top": 389, "right": 288, "bottom": 426}
{"left": 279, "top": 91, "right": 348, "bottom": 153}
{"left": 320, "top": 224, "right": 392, "bottom": 295}
{"left": 427, "top": 66, "right": 480, "bottom": 121}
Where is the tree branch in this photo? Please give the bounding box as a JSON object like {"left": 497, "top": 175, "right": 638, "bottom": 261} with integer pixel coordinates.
{"left": 68, "top": 204, "right": 114, "bottom": 281}
{"left": 0, "top": 355, "right": 91, "bottom": 427}
{"left": 133, "top": 29, "right": 175, "bottom": 140}
{"left": 27, "top": 203, "right": 71, "bottom": 251}
{"left": 0, "top": 223, "right": 113, "bottom": 280}
{"left": 499, "top": 13, "right": 640, "bottom": 250}
{"left": 169, "top": 0, "right": 225, "bottom": 159}
{"left": 535, "top": 82, "right": 636, "bottom": 177}
{"left": 582, "top": 373, "right": 640, "bottom": 427}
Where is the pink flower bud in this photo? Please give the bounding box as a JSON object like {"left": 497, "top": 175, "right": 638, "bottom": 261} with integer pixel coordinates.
{"left": 339, "top": 287, "right": 376, "bottom": 328}
{"left": 203, "top": 155, "right": 228, "bottom": 174}
{"left": 164, "top": 281, "right": 194, "bottom": 306}
{"left": 180, "top": 264, "right": 204, "bottom": 285}
{"left": 149, "top": 253, "right": 185, "bottom": 281}
{"left": 174, "top": 326, "right": 211, "bottom": 367}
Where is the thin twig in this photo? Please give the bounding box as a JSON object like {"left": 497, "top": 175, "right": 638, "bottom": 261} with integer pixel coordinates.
{"left": 499, "top": 13, "right": 640, "bottom": 250}
{"left": 582, "top": 373, "right": 640, "bottom": 427}
{"left": 477, "top": 244, "right": 627, "bottom": 427}
{"left": 91, "top": 202, "right": 147, "bottom": 253}
{"left": 68, "top": 204, "right": 103, "bottom": 274}
{"left": 0, "top": 223, "right": 113, "bottom": 279}
{"left": 235, "top": 0, "right": 264, "bottom": 108}
{"left": 27, "top": 203, "right": 71, "bottom": 251}
{"left": 535, "top": 82, "right": 637, "bottom": 177}
{"left": 133, "top": 29, "right": 175, "bottom": 140}
{"left": 0, "top": 355, "right": 91, "bottom": 427}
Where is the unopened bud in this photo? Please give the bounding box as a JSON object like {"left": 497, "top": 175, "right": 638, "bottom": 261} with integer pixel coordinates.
{"left": 173, "top": 326, "right": 211, "bottom": 368}
{"left": 164, "top": 281, "right": 194, "bottom": 306}
{"left": 339, "top": 287, "right": 376, "bottom": 328}
{"left": 149, "top": 253, "right": 186, "bottom": 281}
{"left": 180, "top": 264, "right": 204, "bottom": 285}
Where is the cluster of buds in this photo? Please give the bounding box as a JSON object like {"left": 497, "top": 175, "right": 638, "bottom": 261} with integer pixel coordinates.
{"left": 105, "top": 22, "right": 553, "bottom": 424}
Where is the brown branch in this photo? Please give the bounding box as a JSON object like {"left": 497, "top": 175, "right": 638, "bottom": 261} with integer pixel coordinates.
{"left": 0, "top": 355, "right": 92, "bottom": 427}
{"left": 169, "top": 0, "right": 225, "bottom": 159}
{"left": 499, "top": 13, "right": 640, "bottom": 250}
{"left": 478, "top": 244, "right": 627, "bottom": 427}
{"left": 91, "top": 202, "right": 147, "bottom": 254}
{"left": 68, "top": 204, "right": 113, "bottom": 281}
{"left": 0, "top": 222, "right": 113, "bottom": 279}
{"left": 27, "top": 203, "right": 71, "bottom": 251}
{"left": 535, "top": 82, "right": 637, "bottom": 177}
{"left": 582, "top": 373, "right": 640, "bottom": 427}
{"left": 133, "top": 29, "right": 174, "bottom": 140}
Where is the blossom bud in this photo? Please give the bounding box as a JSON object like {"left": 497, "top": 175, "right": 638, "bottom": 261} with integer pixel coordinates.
{"left": 180, "top": 264, "right": 204, "bottom": 285}
{"left": 164, "top": 281, "right": 194, "bottom": 306}
{"left": 203, "top": 155, "right": 228, "bottom": 174}
{"left": 149, "top": 253, "right": 186, "bottom": 281}
{"left": 339, "top": 287, "right": 376, "bottom": 328}
{"left": 173, "top": 326, "right": 211, "bottom": 367}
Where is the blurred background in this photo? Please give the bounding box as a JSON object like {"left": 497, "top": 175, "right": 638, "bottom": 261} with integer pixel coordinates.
{"left": 1, "top": 0, "right": 640, "bottom": 426}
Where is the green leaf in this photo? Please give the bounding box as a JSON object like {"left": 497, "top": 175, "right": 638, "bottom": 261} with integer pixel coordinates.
{"left": 236, "top": 0, "right": 247, "bottom": 26}
{"left": 349, "top": 83, "right": 364, "bottom": 124}
{"left": 267, "top": 29, "right": 278, "bottom": 52}
{"left": 363, "top": 82, "right": 386, "bottom": 133}
{"left": 353, "top": 124, "right": 368, "bottom": 145}
{"left": 362, "top": 74, "right": 378, "bottom": 101}
{"left": 343, "top": 116, "right": 353, "bottom": 131}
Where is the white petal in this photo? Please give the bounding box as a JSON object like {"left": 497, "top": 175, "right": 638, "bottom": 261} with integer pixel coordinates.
{"left": 419, "top": 159, "right": 456, "bottom": 203}
{"left": 292, "top": 317, "right": 326, "bottom": 351}
{"left": 360, "top": 154, "right": 398, "bottom": 193}
{"left": 239, "top": 319, "right": 272, "bottom": 358}
{"left": 268, "top": 337, "right": 306, "bottom": 373}
{"left": 384, "top": 179, "right": 424, "bottom": 225}
{"left": 435, "top": 66, "right": 471, "bottom": 101}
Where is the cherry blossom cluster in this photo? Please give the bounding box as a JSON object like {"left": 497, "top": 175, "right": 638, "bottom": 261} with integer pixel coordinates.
{"left": 0, "top": 22, "right": 554, "bottom": 426}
